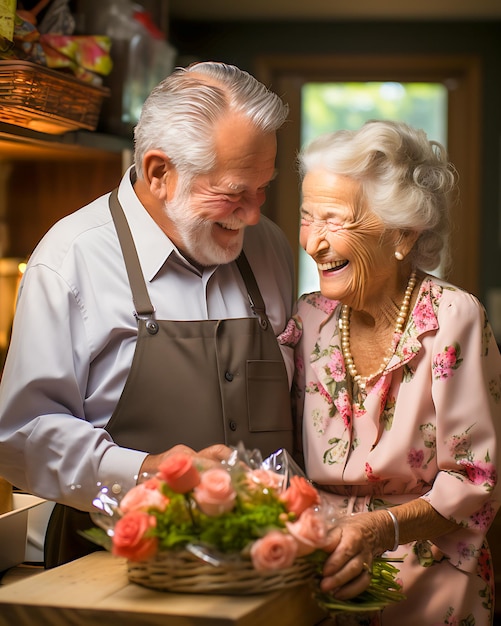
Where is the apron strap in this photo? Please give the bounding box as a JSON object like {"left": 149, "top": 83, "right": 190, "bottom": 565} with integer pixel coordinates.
{"left": 109, "top": 186, "right": 271, "bottom": 330}
{"left": 109, "top": 188, "right": 155, "bottom": 319}
{"left": 236, "top": 253, "right": 270, "bottom": 330}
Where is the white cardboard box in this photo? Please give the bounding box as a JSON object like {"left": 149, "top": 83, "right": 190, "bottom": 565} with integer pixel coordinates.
{"left": 0, "top": 493, "right": 46, "bottom": 571}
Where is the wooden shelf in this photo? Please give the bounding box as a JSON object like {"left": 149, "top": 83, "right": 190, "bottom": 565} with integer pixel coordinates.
{"left": 0, "top": 122, "right": 127, "bottom": 258}
{"left": 0, "top": 122, "right": 132, "bottom": 161}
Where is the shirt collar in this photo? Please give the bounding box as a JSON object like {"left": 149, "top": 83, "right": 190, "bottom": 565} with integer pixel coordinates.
{"left": 410, "top": 275, "right": 442, "bottom": 334}
{"left": 116, "top": 166, "right": 182, "bottom": 282}
{"left": 312, "top": 275, "right": 442, "bottom": 381}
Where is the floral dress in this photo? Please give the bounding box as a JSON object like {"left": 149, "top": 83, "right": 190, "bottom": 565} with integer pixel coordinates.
{"left": 279, "top": 276, "right": 501, "bottom": 626}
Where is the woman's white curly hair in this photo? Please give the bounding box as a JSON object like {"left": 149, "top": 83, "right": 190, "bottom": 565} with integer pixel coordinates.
{"left": 299, "top": 119, "right": 458, "bottom": 275}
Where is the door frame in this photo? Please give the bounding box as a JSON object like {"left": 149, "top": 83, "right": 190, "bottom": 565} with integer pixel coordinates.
{"left": 255, "top": 54, "right": 482, "bottom": 297}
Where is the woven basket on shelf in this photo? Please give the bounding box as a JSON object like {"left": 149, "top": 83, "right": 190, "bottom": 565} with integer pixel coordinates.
{"left": 0, "top": 60, "right": 109, "bottom": 134}
{"left": 127, "top": 550, "right": 315, "bottom": 595}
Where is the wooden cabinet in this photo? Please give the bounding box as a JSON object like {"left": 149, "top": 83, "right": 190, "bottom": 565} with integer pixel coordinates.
{"left": 0, "top": 123, "right": 130, "bottom": 371}
{"left": 0, "top": 122, "right": 130, "bottom": 259}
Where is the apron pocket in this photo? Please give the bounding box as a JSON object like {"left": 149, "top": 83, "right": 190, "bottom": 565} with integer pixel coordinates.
{"left": 247, "top": 360, "right": 292, "bottom": 432}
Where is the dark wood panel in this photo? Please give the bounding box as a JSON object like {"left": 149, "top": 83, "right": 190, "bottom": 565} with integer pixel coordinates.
{"left": 6, "top": 157, "right": 123, "bottom": 258}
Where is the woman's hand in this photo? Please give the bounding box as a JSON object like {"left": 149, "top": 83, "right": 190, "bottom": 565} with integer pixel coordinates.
{"left": 320, "top": 499, "right": 458, "bottom": 599}
{"left": 321, "top": 511, "right": 392, "bottom": 599}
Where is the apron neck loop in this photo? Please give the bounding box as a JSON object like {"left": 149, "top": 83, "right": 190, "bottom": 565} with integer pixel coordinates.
{"left": 236, "top": 253, "right": 269, "bottom": 330}
{"left": 109, "top": 186, "right": 272, "bottom": 332}
{"left": 108, "top": 188, "right": 155, "bottom": 320}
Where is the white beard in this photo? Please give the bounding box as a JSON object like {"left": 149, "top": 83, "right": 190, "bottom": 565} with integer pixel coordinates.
{"left": 163, "top": 195, "right": 245, "bottom": 266}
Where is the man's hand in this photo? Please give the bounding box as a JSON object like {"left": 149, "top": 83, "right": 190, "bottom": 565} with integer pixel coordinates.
{"left": 137, "top": 443, "right": 232, "bottom": 480}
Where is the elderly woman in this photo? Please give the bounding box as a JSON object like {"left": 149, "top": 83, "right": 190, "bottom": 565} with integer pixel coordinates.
{"left": 280, "top": 120, "right": 501, "bottom": 624}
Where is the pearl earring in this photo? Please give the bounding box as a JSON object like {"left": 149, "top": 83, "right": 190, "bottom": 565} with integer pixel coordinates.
{"left": 395, "top": 251, "right": 404, "bottom": 261}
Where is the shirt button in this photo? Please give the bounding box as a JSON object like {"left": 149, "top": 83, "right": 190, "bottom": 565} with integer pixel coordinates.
{"left": 225, "top": 371, "right": 234, "bottom": 382}
{"left": 229, "top": 420, "right": 237, "bottom": 431}
{"left": 111, "top": 483, "right": 122, "bottom": 495}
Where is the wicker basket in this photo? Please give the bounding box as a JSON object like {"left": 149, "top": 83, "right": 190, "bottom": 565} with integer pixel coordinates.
{"left": 127, "top": 551, "right": 315, "bottom": 595}
{"left": 0, "top": 60, "right": 109, "bottom": 134}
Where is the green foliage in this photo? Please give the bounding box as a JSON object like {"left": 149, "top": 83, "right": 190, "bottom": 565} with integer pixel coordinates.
{"left": 152, "top": 489, "right": 289, "bottom": 554}
{"left": 312, "top": 556, "right": 406, "bottom": 614}
{"left": 79, "top": 526, "right": 112, "bottom": 551}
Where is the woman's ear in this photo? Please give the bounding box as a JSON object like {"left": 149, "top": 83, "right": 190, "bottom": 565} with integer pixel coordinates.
{"left": 141, "top": 151, "right": 178, "bottom": 202}
{"left": 394, "top": 229, "right": 420, "bottom": 259}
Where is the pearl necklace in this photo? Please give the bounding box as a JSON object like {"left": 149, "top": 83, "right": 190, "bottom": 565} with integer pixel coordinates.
{"left": 339, "top": 270, "right": 417, "bottom": 392}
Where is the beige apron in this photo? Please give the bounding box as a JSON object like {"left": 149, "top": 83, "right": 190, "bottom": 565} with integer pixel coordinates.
{"left": 44, "top": 189, "right": 293, "bottom": 567}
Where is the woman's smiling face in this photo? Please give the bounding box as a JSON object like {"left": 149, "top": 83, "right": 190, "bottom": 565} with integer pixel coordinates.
{"left": 300, "top": 170, "right": 397, "bottom": 310}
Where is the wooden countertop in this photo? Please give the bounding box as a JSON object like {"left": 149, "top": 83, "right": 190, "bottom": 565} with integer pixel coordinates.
{"left": 0, "top": 552, "right": 329, "bottom": 625}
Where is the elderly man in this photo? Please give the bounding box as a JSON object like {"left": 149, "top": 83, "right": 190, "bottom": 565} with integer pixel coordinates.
{"left": 0, "top": 62, "right": 295, "bottom": 566}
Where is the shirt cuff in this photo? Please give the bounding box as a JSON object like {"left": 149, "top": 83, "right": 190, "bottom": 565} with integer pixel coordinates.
{"left": 98, "top": 445, "right": 148, "bottom": 498}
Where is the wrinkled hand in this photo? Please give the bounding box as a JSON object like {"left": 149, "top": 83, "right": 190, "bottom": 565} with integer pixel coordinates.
{"left": 138, "top": 443, "right": 232, "bottom": 479}
{"left": 321, "top": 512, "right": 389, "bottom": 600}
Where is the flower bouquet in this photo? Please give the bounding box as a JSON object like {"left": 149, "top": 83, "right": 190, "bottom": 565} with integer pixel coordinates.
{"left": 86, "top": 444, "right": 405, "bottom": 611}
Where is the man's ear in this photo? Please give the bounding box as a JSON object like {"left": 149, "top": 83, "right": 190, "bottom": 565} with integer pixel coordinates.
{"left": 142, "top": 151, "right": 178, "bottom": 202}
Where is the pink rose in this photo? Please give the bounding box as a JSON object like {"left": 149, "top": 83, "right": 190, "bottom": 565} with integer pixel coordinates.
{"left": 469, "top": 501, "right": 496, "bottom": 531}
{"left": 414, "top": 300, "right": 436, "bottom": 332}
{"left": 120, "top": 478, "right": 169, "bottom": 513}
{"left": 317, "top": 381, "right": 334, "bottom": 405}
{"left": 277, "top": 317, "right": 302, "bottom": 347}
{"left": 285, "top": 507, "right": 329, "bottom": 556}
{"left": 334, "top": 387, "right": 352, "bottom": 427}
{"left": 280, "top": 476, "right": 320, "bottom": 518}
{"left": 407, "top": 448, "right": 424, "bottom": 469}
{"left": 193, "top": 468, "right": 236, "bottom": 516}
{"left": 112, "top": 511, "right": 158, "bottom": 561}
{"left": 459, "top": 459, "right": 497, "bottom": 488}
{"left": 158, "top": 454, "right": 200, "bottom": 493}
{"left": 246, "top": 469, "right": 284, "bottom": 492}
{"left": 432, "top": 343, "right": 462, "bottom": 380}
{"left": 250, "top": 530, "right": 298, "bottom": 571}
{"left": 328, "top": 348, "right": 345, "bottom": 382}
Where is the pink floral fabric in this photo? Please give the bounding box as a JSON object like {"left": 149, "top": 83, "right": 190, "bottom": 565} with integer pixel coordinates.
{"left": 281, "top": 276, "right": 501, "bottom": 625}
